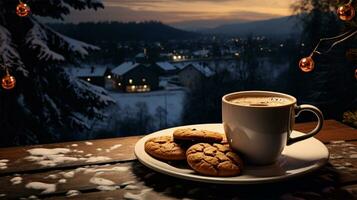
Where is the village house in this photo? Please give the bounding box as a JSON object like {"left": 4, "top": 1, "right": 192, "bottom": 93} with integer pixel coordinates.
{"left": 111, "top": 62, "right": 160, "bottom": 93}
{"left": 134, "top": 52, "right": 147, "bottom": 63}
{"left": 192, "top": 49, "right": 210, "bottom": 58}
{"left": 176, "top": 62, "right": 214, "bottom": 88}
{"left": 154, "top": 61, "right": 179, "bottom": 76}
{"left": 68, "top": 66, "right": 110, "bottom": 87}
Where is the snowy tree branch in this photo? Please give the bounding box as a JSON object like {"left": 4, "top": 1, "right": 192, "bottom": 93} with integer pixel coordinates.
{"left": 31, "top": 0, "right": 104, "bottom": 19}
{"left": 65, "top": 72, "right": 115, "bottom": 130}
{"left": 54, "top": 32, "right": 100, "bottom": 57}
{"left": 63, "top": 0, "right": 104, "bottom": 10}
{"left": 25, "top": 22, "right": 66, "bottom": 61}
{"left": 0, "top": 25, "right": 28, "bottom": 75}
{"left": 26, "top": 19, "right": 100, "bottom": 62}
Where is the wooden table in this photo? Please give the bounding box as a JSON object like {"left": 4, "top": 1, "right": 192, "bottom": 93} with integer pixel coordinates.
{"left": 0, "top": 120, "right": 356, "bottom": 199}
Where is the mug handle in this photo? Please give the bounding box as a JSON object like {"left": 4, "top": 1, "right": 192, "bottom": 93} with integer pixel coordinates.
{"left": 287, "top": 104, "right": 324, "bottom": 145}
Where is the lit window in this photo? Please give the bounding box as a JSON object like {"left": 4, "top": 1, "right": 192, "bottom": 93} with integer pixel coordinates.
{"left": 87, "top": 78, "right": 91, "bottom": 82}
{"left": 129, "top": 79, "right": 133, "bottom": 84}
{"left": 144, "top": 85, "right": 147, "bottom": 89}
{"left": 107, "top": 75, "right": 112, "bottom": 79}
{"left": 173, "top": 55, "right": 177, "bottom": 60}
{"left": 142, "top": 78, "right": 146, "bottom": 82}
{"left": 118, "top": 82, "right": 121, "bottom": 86}
{"left": 131, "top": 85, "right": 136, "bottom": 89}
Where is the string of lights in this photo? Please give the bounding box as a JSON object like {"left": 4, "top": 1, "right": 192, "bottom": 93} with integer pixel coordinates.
{"left": 299, "top": 0, "right": 357, "bottom": 80}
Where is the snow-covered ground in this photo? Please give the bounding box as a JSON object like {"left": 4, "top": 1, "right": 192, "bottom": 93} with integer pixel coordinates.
{"left": 109, "top": 89, "right": 187, "bottom": 128}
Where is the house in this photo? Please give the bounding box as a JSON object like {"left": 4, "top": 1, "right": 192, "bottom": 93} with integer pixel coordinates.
{"left": 193, "top": 49, "right": 210, "bottom": 58}
{"left": 159, "top": 53, "right": 173, "bottom": 60}
{"left": 111, "top": 62, "right": 159, "bottom": 93}
{"left": 68, "top": 66, "right": 110, "bottom": 87}
{"left": 154, "top": 61, "right": 178, "bottom": 76}
{"left": 135, "top": 52, "right": 147, "bottom": 63}
{"left": 177, "top": 63, "right": 214, "bottom": 88}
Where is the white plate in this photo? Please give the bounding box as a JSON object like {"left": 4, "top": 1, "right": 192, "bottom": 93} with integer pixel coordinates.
{"left": 134, "top": 124, "right": 329, "bottom": 184}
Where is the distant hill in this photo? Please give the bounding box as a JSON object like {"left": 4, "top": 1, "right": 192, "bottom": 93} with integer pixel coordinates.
{"left": 170, "top": 19, "right": 249, "bottom": 31}
{"left": 202, "top": 16, "right": 301, "bottom": 37}
{"left": 49, "top": 21, "right": 199, "bottom": 43}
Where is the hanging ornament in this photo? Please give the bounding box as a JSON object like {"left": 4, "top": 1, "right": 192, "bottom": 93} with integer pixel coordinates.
{"left": 355, "top": 68, "right": 357, "bottom": 80}
{"left": 299, "top": 56, "right": 315, "bottom": 72}
{"left": 337, "top": 3, "right": 355, "bottom": 21}
{"left": 1, "top": 69, "right": 16, "bottom": 90}
{"left": 16, "top": 1, "right": 31, "bottom": 17}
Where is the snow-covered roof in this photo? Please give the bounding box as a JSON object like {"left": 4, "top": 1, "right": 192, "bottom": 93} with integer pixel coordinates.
{"left": 193, "top": 49, "right": 210, "bottom": 56}
{"left": 135, "top": 52, "right": 145, "bottom": 58}
{"left": 156, "top": 62, "right": 177, "bottom": 71}
{"left": 192, "top": 63, "right": 214, "bottom": 77}
{"left": 179, "top": 62, "right": 214, "bottom": 77}
{"left": 68, "top": 67, "right": 107, "bottom": 77}
{"left": 173, "top": 62, "right": 189, "bottom": 70}
{"left": 111, "top": 62, "right": 140, "bottom": 76}
{"left": 159, "top": 53, "right": 173, "bottom": 57}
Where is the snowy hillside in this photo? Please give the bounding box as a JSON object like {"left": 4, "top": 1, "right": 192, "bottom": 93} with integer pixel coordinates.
{"left": 108, "top": 89, "right": 186, "bottom": 135}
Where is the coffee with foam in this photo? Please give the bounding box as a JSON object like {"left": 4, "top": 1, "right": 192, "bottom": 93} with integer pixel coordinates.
{"left": 230, "top": 96, "right": 292, "bottom": 107}
{"left": 222, "top": 91, "right": 324, "bottom": 165}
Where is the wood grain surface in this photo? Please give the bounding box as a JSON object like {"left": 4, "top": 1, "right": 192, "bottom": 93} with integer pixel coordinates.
{"left": 0, "top": 120, "right": 354, "bottom": 199}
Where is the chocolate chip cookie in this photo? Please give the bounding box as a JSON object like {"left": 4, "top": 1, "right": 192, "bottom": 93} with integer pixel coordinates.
{"left": 186, "top": 143, "right": 243, "bottom": 177}
{"left": 145, "top": 136, "right": 186, "bottom": 161}
{"left": 173, "top": 128, "right": 223, "bottom": 143}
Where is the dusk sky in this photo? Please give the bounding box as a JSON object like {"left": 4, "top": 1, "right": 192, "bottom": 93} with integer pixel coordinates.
{"left": 59, "top": 0, "right": 295, "bottom": 28}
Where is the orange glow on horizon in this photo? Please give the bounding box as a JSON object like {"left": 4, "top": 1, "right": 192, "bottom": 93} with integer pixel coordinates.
{"left": 61, "top": 0, "right": 296, "bottom": 25}
{"left": 103, "top": 0, "right": 294, "bottom": 23}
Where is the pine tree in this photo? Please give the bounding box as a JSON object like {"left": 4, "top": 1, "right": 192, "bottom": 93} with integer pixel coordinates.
{"left": 0, "top": 0, "right": 114, "bottom": 146}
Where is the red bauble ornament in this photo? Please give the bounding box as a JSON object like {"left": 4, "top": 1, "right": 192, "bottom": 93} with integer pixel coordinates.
{"left": 337, "top": 3, "right": 355, "bottom": 21}
{"left": 299, "top": 57, "right": 315, "bottom": 73}
{"left": 355, "top": 68, "right": 357, "bottom": 80}
{"left": 1, "top": 70, "right": 16, "bottom": 90}
{"left": 16, "top": 2, "right": 31, "bottom": 17}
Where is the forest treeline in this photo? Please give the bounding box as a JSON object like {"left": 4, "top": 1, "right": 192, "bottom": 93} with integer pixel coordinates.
{"left": 49, "top": 21, "right": 198, "bottom": 44}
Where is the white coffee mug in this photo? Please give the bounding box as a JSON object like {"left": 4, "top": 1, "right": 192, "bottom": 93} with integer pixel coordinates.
{"left": 222, "top": 91, "right": 324, "bottom": 165}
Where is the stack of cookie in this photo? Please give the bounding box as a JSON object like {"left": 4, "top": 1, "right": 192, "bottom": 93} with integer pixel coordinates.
{"left": 144, "top": 128, "right": 244, "bottom": 177}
